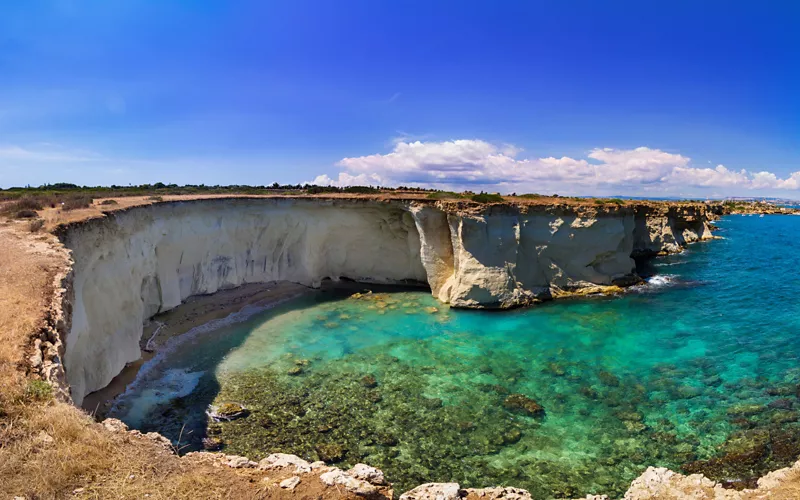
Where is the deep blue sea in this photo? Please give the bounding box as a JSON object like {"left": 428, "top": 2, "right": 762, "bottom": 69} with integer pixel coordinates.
{"left": 109, "top": 215, "right": 800, "bottom": 498}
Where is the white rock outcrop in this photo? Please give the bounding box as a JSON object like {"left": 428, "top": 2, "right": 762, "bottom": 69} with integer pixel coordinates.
{"left": 58, "top": 198, "right": 718, "bottom": 403}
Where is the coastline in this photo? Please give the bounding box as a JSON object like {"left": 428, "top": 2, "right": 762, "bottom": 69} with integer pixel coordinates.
{"left": 82, "top": 281, "right": 313, "bottom": 417}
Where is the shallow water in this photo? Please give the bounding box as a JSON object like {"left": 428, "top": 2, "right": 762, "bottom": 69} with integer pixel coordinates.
{"left": 109, "top": 215, "right": 800, "bottom": 497}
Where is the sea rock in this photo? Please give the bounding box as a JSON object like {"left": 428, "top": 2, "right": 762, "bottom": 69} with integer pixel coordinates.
{"left": 258, "top": 453, "right": 312, "bottom": 474}
{"left": 207, "top": 402, "right": 248, "bottom": 422}
{"left": 202, "top": 437, "right": 223, "bottom": 451}
{"left": 598, "top": 370, "right": 620, "bottom": 387}
{"left": 316, "top": 442, "right": 346, "bottom": 462}
{"left": 348, "top": 463, "right": 388, "bottom": 485}
{"left": 503, "top": 394, "right": 545, "bottom": 417}
{"left": 400, "top": 483, "right": 461, "bottom": 500}
{"left": 361, "top": 374, "right": 378, "bottom": 388}
{"left": 768, "top": 398, "right": 793, "bottom": 410}
{"left": 280, "top": 476, "right": 301, "bottom": 490}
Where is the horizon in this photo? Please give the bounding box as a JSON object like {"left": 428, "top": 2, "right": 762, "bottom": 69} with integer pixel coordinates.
{"left": 1, "top": 1, "right": 799, "bottom": 197}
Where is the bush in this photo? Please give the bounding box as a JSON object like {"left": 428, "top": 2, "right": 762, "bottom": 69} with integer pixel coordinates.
{"left": 99, "top": 199, "right": 119, "bottom": 205}
{"left": 28, "top": 219, "right": 44, "bottom": 232}
{"left": 13, "top": 197, "right": 44, "bottom": 211}
{"left": 470, "top": 192, "right": 505, "bottom": 204}
{"left": 15, "top": 209, "right": 38, "bottom": 219}
{"left": 426, "top": 191, "right": 465, "bottom": 200}
{"left": 60, "top": 195, "right": 93, "bottom": 211}
{"left": 25, "top": 379, "right": 52, "bottom": 401}
{"left": 148, "top": 196, "right": 163, "bottom": 202}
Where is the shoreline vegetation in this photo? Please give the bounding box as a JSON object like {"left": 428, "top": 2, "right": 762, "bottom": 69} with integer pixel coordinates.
{"left": 3, "top": 187, "right": 800, "bottom": 499}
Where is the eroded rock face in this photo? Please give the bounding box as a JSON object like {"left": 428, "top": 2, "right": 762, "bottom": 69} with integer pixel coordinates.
{"left": 57, "top": 198, "right": 718, "bottom": 404}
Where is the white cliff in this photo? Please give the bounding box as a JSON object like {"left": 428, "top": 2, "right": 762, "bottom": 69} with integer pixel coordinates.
{"left": 57, "top": 198, "right": 718, "bottom": 403}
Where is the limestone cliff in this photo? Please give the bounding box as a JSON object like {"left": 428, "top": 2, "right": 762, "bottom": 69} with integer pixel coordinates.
{"left": 56, "top": 197, "right": 719, "bottom": 404}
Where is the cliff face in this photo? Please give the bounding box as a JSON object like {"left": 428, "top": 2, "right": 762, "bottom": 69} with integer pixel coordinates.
{"left": 57, "top": 198, "right": 719, "bottom": 404}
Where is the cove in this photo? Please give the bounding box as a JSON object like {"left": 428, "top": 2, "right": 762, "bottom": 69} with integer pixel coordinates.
{"left": 107, "top": 215, "right": 800, "bottom": 498}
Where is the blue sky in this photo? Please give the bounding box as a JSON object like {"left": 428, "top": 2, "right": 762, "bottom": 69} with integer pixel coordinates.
{"left": 1, "top": 0, "right": 799, "bottom": 196}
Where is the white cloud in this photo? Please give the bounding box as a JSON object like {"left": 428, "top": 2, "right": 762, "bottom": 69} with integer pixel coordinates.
{"left": 312, "top": 139, "right": 800, "bottom": 195}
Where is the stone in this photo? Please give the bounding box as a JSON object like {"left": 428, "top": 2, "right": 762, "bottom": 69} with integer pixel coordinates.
{"left": 225, "top": 455, "right": 257, "bottom": 468}
{"left": 280, "top": 476, "right": 301, "bottom": 490}
{"left": 207, "top": 402, "right": 248, "bottom": 421}
{"left": 316, "top": 442, "right": 346, "bottom": 462}
{"left": 288, "top": 366, "right": 304, "bottom": 376}
{"left": 347, "top": 463, "right": 387, "bottom": 485}
{"left": 465, "top": 487, "right": 532, "bottom": 499}
{"left": 202, "top": 437, "right": 223, "bottom": 451}
{"left": 400, "top": 483, "right": 461, "bottom": 500}
{"left": 320, "top": 469, "right": 378, "bottom": 496}
{"left": 361, "top": 374, "right": 378, "bottom": 388}
{"left": 258, "top": 453, "right": 312, "bottom": 474}
{"left": 768, "top": 398, "right": 793, "bottom": 410}
{"left": 102, "top": 418, "right": 129, "bottom": 432}
{"left": 503, "top": 394, "right": 545, "bottom": 417}
{"left": 598, "top": 370, "right": 620, "bottom": 387}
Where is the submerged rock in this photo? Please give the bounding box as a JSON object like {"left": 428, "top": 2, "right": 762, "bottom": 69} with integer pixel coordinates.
{"left": 503, "top": 394, "right": 545, "bottom": 417}
{"left": 317, "top": 442, "right": 346, "bottom": 462}
{"left": 202, "top": 437, "right": 223, "bottom": 450}
{"left": 207, "top": 402, "right": 248, "bottom": 422}
{"left": 361, "top": 374, "right": 378, "bottom": 388}
{"left": 288, "top": 366, "right": 304, "bottom": 376}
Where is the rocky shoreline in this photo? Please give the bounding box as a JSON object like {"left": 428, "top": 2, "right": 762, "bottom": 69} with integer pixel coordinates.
{"left": 19, "top": 195, "right": 800, "bottom": 499}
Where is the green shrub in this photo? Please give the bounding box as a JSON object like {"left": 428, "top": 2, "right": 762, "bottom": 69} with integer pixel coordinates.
{"left": 426, "top": 191, "right": 465, "bottom": 200}
{"left": 470, "top": 192, "right": 505, "bottom": 203}
{"left": 15, "top": 209, "right": 38, "bottom": 219}
{"left": 148, "top": 195, "right": 164, "bottom": 202}
{"left": 60, "top": 194, "right": 93, "bottom": 211}
{"left": 99, "top": 199, "right": 119, "bottom": 205}
{"left": 25, "top": 379, "right": 52, "bottom": 401}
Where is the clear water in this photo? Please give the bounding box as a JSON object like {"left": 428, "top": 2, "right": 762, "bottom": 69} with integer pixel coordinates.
{"left": 109, "top": 215, "right": 800, "bottom": 498}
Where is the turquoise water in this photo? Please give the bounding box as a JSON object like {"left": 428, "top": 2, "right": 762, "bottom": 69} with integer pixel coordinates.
{"left": 109, "top": 215, "right": 800, "bottom": 498}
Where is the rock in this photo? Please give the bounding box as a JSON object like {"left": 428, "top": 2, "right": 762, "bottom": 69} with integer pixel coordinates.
{"left": 348, "top": 463, "right": 388, "bottom": 485}
{"left": 258, "top": 453, "right": 312, "bottom": 474}
{"left": 502, "top": 429, "right": 522, "bottom": 444}
{"left": 400, "top": 483, "right": 461, "bottom": 500}
{"left": 320, "top": 469, "right": 378, "bottom": 496}
{"left": 36, "top": 430, "right": 54, "bottom": 444}
{"left": 102, "top": 418, "right": 129, "bottom": 432}
{"left": 207, "top": 402, "right": 248, "bottom": 422}
{"left": 726, "top": 404, "right": 765, "bottom": 417}
{"left": 768, "top": 398, "right": 793, "bottom": 410}
{"left": 361, "top": 374, "right": 378, "bottom": 388}
{"left": 280, "top": 476, "right": 301, "bottom": 490}
{"left": 503, "top": 394, "right": 545, "bottom": 417}
{"left": 465, "top": 486, "right": 532, "bottom": 499}
{"left": 225, "top": 455, "right": 257, "bottom": 468}
{"left": 425, "top": 306, "right": 439, "bottom": 314}
{"left": 288, "top": 366, "right": 304, "bottom": 376}
{"left": 202, "top": 437, "right": 223, "bottom": 451}
{"left": 598, "top": 370, "right": 620, "bottom": 387}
